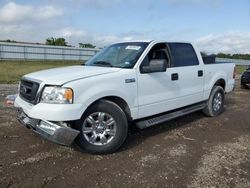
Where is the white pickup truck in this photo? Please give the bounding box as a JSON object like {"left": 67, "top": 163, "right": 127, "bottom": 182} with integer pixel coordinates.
{"left": 15, "top": 40, "right": 235, "bottom": 154}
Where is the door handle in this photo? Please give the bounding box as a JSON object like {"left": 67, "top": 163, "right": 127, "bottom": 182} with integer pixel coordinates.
{"left": 171, "top": 73, "right": 178, "bottom": 81}
{"left": 198, "top": 70, "right": 203, "bottom": 77}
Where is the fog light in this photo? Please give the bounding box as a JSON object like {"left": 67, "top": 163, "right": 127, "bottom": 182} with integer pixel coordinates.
{"left": 38, "top": 120, "right": 60, "bottom": 135}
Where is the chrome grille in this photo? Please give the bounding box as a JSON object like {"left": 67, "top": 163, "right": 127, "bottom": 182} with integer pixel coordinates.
{"left": 19, "top": 79, "right": 40, "bottom": 104}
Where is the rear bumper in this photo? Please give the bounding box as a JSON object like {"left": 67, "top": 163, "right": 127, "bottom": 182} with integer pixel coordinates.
{"left": 17, "top": 108, "right": 79, "bottom": 146}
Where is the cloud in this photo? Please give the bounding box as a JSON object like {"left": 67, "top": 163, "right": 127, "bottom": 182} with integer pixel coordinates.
{"left": 1, "top": 20, "right": 249, "bottom": 54}
{"left": 0, "top": 1, "right": 248, "bottom": 54}
{"left": 68, "top": 30, "right": 250, "bottom": 54}
{"left": 54, "top": 0, "right": 123, "bottom": 8}
{"left": 54, "top": 27, "right": 149, "bottom": 47}
{"left": 0, "top": 2, "right": 63, "bottom": 24}
{"left": 36, "top": 6, "right": 63, "bottom": 20}
{"left": 195, "top": 31, "right": 250, "bottom": 54}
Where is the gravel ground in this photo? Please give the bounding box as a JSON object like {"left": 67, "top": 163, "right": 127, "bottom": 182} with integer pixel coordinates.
{"left": 0, "top": 79, "right": 249, "bottom": 188}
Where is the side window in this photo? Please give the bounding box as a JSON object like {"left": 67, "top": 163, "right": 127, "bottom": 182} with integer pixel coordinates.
{"left": 140, "top": 43, "right": 170, "bottom": 70}
{"left": 168, "top": 43, "right": 199, "bottom": 67}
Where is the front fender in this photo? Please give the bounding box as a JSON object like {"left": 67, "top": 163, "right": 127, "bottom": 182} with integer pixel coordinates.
{"left": 64, "top": 69, "right": 138, "bottom": 119}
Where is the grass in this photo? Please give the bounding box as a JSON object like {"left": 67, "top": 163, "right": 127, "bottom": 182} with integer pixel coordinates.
{"left": 236, "top": 65, "right": 248, "bottom": 75}
{"left": 0, "top": 60, "right": 83, "bottom": 83}
{"left": 0, "top": 61, "right": 248, "bottom": 84}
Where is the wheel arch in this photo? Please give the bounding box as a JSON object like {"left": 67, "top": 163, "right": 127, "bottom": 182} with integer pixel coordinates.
{"left": 84, "top": 96, "right": 132, "bottom": 122}
{"left": 214, "top": 78, "right": 226, "bottom": 90}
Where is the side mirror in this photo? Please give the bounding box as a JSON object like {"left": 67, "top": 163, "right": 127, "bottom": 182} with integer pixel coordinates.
{"left": 141, "top": 59, "right": 167, "bottom": 73}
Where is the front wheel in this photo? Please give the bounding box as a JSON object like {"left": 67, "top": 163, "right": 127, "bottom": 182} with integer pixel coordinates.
{"left": 75, "top": 99, "right": 128, "bottom": 154}
{"left": 203, "top": 86, "right": 225, "bottom": 117}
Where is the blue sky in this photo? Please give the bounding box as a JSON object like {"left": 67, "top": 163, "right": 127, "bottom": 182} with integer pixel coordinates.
{"left": 0, "top": 0, "right": 249, "bottom": 53}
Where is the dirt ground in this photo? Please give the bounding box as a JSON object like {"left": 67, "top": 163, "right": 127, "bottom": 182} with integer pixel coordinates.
{"left": 0, "top": 79, "right": 249, "bottom": 188}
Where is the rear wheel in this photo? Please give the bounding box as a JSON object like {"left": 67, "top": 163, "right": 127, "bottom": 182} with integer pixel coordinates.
{"left": 203, "top": 86, "right": 225, "bottom": 117}
{"left": 75, "top": 99, "right": 128, "bottom": 154}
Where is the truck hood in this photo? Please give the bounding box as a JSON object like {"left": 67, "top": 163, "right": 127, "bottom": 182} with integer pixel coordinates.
{"left": 23, "top": 65, "right": 121, "bottom": 85}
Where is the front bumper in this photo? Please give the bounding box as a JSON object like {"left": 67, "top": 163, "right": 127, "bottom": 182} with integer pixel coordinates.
{"left": 17, "top": 108, "right": 79, "bottom": 146}
{"left": 14, "top": 95, "right": 87, "bottom": 121}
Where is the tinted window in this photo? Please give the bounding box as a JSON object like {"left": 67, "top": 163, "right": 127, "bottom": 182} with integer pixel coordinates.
{"left": 168, "top": 43, "right": 199, "bottom": 67}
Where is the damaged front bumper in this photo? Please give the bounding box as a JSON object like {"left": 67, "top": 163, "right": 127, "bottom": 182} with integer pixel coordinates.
{"left": 17, "top": 108, "right": 79, "bottom": 146}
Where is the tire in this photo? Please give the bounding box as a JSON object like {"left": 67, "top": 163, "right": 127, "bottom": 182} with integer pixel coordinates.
{"left": 241, "top": 84, "right": 247, "bottom": 89}
{"left": 75, "top": 99, "right": 128, "bottom": 154}
{"left": 241, "top": 84, "right": 249, "bottom": 89}
{"left": 203, "top": 86, "right": 225, "bottom": 117}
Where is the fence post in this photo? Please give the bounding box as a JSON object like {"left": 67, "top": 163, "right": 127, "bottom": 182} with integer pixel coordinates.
{"left": 24, "top": 45, "right": 27, "bottom": 60}
{"left": 44, "top": 47, "right": 47, "bottom": 61}
{"left": 79, "top": 49, "right": 81, "bottom": 61}
{"left": 0, "top": 44, "right": 2, "bottom": 60}
{"left": 62, "top": 48, "right": 65, "bottom": 61}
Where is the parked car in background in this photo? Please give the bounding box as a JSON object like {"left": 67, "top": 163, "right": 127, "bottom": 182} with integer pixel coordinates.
{"left": 241, "top": 66, "right": 250, "bottom": 89}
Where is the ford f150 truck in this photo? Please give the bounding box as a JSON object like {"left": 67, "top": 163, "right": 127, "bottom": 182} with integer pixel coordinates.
{"left": 15, "top": 40, "right": 235, "bottom": 154}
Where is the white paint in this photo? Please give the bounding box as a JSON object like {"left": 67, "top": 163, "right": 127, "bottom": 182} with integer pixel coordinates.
{"left": 15, "top": 41, "right": 235, "bottom": 121}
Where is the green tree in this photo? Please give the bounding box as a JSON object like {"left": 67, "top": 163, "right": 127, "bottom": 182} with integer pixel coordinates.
{"left": 1, "top": 39, "right": 16, "bottom": 43}
{"left": 79, "top": 43, "right": 96, "bottom": 48}
{"left": 217, "top": 53, "right": 232, "bottom": 59}
{"left": 46, "top": 37, "right": 68, "bottom": 46}
{"left": 216, "top": 53, "right": 250, "bottom": 60}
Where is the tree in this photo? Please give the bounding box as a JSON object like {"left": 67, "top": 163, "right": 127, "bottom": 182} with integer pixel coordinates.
{"left": 1, "top": 39, "right": 16, "bottom": 43}
{"left": 217, "top": 53, "right": 230, "bottom": 59}
{"left": 216, "top": 53, "right": 250, "bottom": 60}
{"left": 46, "top": 37, "right": 68, "bottom": 46}
{"left": 79, "top": 43, "right": 96, "bottom": 48}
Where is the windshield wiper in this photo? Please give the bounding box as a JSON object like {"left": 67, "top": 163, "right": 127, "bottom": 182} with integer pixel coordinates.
{"left": 92, "top": 61, "right": 113, "bottom": 67}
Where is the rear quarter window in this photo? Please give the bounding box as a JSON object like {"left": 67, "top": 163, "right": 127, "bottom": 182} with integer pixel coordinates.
{"left": 168, "top": 43, "right": 199, "bottom": 67}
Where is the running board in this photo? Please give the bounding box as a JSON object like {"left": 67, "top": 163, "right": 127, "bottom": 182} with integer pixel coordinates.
{"left": 136, "top": 102, "right": 206, "bottom": 129}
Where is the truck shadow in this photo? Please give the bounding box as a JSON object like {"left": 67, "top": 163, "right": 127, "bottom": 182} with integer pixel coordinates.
{"left": 120, "top": 111, "right": 205, "bottom": 152}
{"left": 120, "top": 91, "right": 238, "bottom": 152}
{"left": 73, "top": 93, "right": 237, "bottom": 154}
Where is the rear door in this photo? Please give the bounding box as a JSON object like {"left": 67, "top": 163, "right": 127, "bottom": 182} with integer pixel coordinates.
{"left": 167, "top": 42, "right": 204, "bottom": 106}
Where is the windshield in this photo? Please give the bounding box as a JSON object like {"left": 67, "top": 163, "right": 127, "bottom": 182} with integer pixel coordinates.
{"left": 85, "top": 42, "right": 149, "bottom": 68}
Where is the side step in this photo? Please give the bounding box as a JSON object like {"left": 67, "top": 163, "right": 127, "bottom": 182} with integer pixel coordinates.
{"left": 136, "top": 102, "right": 206, "bottom": 129}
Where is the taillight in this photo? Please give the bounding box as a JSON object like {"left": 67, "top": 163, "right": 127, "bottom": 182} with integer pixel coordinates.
{"left": 233, "top": 66, "right": 236, "bottom": 79}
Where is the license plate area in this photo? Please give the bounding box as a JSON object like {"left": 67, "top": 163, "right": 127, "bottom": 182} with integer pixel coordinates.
{"left": 19, "top": 110, "right": 29, "bottom": 124}
{"left": 16, "top": 108, "right": 36, "bottom": 129}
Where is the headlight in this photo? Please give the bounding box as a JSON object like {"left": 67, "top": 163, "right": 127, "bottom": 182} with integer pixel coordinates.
{"left": 40, "top": 86, "right": 73, "bottom": 104}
